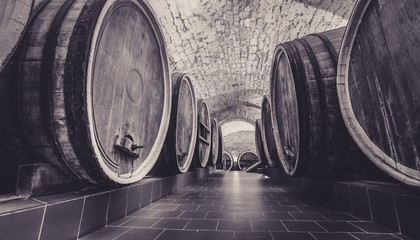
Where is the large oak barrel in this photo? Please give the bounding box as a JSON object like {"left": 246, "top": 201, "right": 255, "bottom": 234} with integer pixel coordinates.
{"left": 270, "top": 27, "right": 346, "bottom": 176}
{"left": 261, "top": 96, "right": 280, "bottom": 168}
{"left": 216, "top": 125, "right": 224, "bottom": 169}
{"left": 222, "top": 152, "right": 233, "bottom": 171}
{"left": 159, "top": 73, "right": 197, "bottom": 174}
{"left": 337, "top": 0, "right": 420, "bottom": 188}
{"left": 194, "top": 99, "right": 211, "bottom": 167}
{"left": 13, "top": 0, "right": 171, "bottom": 185}
{"left": 238, "top": 151, "right": 259, "bottom": 171}
{"left": 255, "top": 119, "right": 268, "bottom": 167}
{"left": 209, "top": 118, "right": 219, "bottom": 166}
{"left": 0, "top": 0, "right": 33, "bottom": 70}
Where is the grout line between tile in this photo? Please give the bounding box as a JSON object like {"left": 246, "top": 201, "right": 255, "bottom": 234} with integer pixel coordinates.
{"left": 365, "top": 188, "right": 374, "bottom": 220}
{"left": 347, "top": 221, "right": 368, "bottom": 233}
{"left": 313, "top": 221, "right": 328, "bottom": 232}
{"left": 392, "top": 193, "right": 402, "bottom": 233}
{"left": 37, "top": 205, "right": 47, "bottom": 240}
{"left": 76, "top": 197, "right": 86, "bottom": 239}
{"left": 268, "top": 231, "right": 275, "bottom": 240}
{"left": 111, "top": 227, "right": 132, "bottom": 240}
{"left": 105, "top": 192, "right": 111, "bottom": 225}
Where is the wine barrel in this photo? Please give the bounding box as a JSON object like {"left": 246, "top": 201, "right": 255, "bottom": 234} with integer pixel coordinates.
{"left": 238, "top": 151, "right": 259, "bottom": 171}
{"left": 216, "top": 125, "right": 224, "bottom": 169}
{"left": 194, "top": 99, "right": 211, "bottom": 167}
{"left": 261, "top": 96, "right": 280, "bottom": 168}
{"left": 159, "top": 73, "right": 197, "bottom": 174}
{"left": 209, "top": 118, "right": 219, "bottom": 166}
{"left": 14, "top": 0, "right": 171, "bottom": 185}
{"left": 270, "top": 27, "right": 346, "bottom": 176}
{"left": 222, "top": 152, "right": 233, "bottom": 171}
{"left": 0, "top": 0, "right": 33, "bottom": 70}
{"left": 337, "top": 0, "right": 420, "bottom": 188}
{"left": 255, "top": 119, "right": 268, "bottom": 167}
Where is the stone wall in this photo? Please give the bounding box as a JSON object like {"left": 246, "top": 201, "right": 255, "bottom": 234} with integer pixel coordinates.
{"left": 147, "top": 0, "right": 356, "bottom": 126}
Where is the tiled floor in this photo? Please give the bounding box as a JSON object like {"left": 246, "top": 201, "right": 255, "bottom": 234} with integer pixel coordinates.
{"left": 80, "top": 171, "right": 412, "bottom": 240}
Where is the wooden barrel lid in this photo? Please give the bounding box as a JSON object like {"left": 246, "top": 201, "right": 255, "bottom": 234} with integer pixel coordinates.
{"left": 238, "top": 151, "right": 259, "bottom": 170}
{"left": 261, "top": 96, "right": 280, "bottom": 168}
{"left": 0, "top": 0, "right": 33, "bottom": 70}
{"left": 270, "top": 44, "right": 300, "bottom": 175}
{"left": 222, "top": 151, "right": 233, "bottom": 171}
{"left": 18, "top": 0, "right": 171, "bottom": 184}
{"left": 195, "top": 99, "right": 211, "bottom": 167}
{"left": 255, "top": 119, "right": 268, "bottom": 167}
{"left": 337, "top": 0, "right": 420, "bottom": 188}
{"left": 210, "top": 117, "right": 219, "bottom": 166}
{"left": 216, "top": 125, "right": 223, "bottom": 168}
{"left": 270, "top": 28, "right": 345, "bottom": 176}
{"left": 161, "top": 73, "right": 197, "bottom": 174}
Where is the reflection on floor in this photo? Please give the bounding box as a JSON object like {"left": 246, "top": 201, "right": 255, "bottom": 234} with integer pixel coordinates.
{"left": 80, "top": 171, "right": 412, "bottom": 240}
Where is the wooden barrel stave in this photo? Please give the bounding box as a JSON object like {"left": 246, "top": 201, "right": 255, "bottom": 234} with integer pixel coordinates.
{"left": 337, "top": 0, "right": 420, "bottom": 188}
{"left": 270, "top": 27, "right": 347, "bottom": 176}
{"left": 14, "top": 0, "right": 171, "bottom": 185}
{"left": 195, "top": 99, "right": 211, "bottom": 168}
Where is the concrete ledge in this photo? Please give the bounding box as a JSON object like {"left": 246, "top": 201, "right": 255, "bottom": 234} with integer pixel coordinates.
{"left": 265, "top": 168, "right": 420, "bottom": 240}
{"left": 0, "top": 166, "right": 215, "bottom": 240}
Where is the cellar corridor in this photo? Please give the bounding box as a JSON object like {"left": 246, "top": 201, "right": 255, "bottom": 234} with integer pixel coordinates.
{"left": 80, "top": 171, "right": 408, "bottom": 240}
{"left": 1, "top": 0, "right": 420, "bottom": 239}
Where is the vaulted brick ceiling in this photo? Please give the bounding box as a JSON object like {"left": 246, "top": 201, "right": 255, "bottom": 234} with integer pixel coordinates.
{"left": 147, "top": 0, "right": 356, "bottom": 154}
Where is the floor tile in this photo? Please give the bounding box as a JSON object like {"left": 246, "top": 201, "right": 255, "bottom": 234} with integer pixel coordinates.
{"left": 151, "top": 204, "right": 179, "bottom": 211}
{"left": 151, "top": 218, "right": 190, "bottom": 229}
{"left": 352, "top": 233, "right": 402, "bottom": 240}
{"left": 271, "top": 232, "right": 315, "bottom": 240}
{"left": 206, "top": 211, "right": 235, "bottom": 220}
{"left": 79, "top": 227, "right": 129, "bottom": 240}
{"left": 150, "top": 210, "right": 183, "bottom": 218}
{"left": 76, "top": 172, "right": 413, "bottom": 240}
{"left": 252, "top": 220, "right": 287, "bottom": 231}
{"left": 282, "top": 221, "right": 326, "bottom": 232}
{"left": 290, "top": 212, "right": 327, "bottom": 220}
{"left": 263, "top": 212, "right": 294, "bottom": 220}
{"left": 128, "top": 209, "right": 159, "bottom": 217}
{"left": 320, "top": 212, "right": 359, "bottom": 221}
{"left": 350, "top": 222, "right": 398, "bottom": 233}
{"left": 311, "top": 232, "right": 357, "bottom": 240}
{"left": 271, "top": 206, "right": 302, "bottom": 212}
{"left": 174, "top": 204, "right": 199, "bottom": 211}
{"left": 234, "top": 231, "right": 272, "bottom": 239}
{"left": 179, "top": 210, "right": 208, "bottom": 219}
{"left": 114, "top": 228, "right": 163, "bottom": 240}
{"left": 197, "top": 230, "right": 235, "bottom": 240}
{"left": 217, "top": 220, "right": 253, "bottom": 231}
{"left": 316, "top": 221, "right": 364, "bottom": 233}
{"left": 120, "top": 217, "right": 160, "bottom": 228}
{"left": 235, "top": 212, "right": 265, "bottom": 220}
{"left": 155, "top": 229, "right": 196, "bottom": 240}
{"left": 185, "top": 219, "right": 218, "bottom": 230}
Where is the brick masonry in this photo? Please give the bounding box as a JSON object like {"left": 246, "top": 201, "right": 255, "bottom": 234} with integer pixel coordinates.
{"left": 145, "top": 0, "right": 357, "bottom": 155}
{"left": 146, "top": 0, "right": 356, "bottom": 124}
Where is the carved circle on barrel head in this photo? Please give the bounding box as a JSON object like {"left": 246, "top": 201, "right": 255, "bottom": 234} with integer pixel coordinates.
{"left": 125, "top": 68, "right": 144, "bottom": 106}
